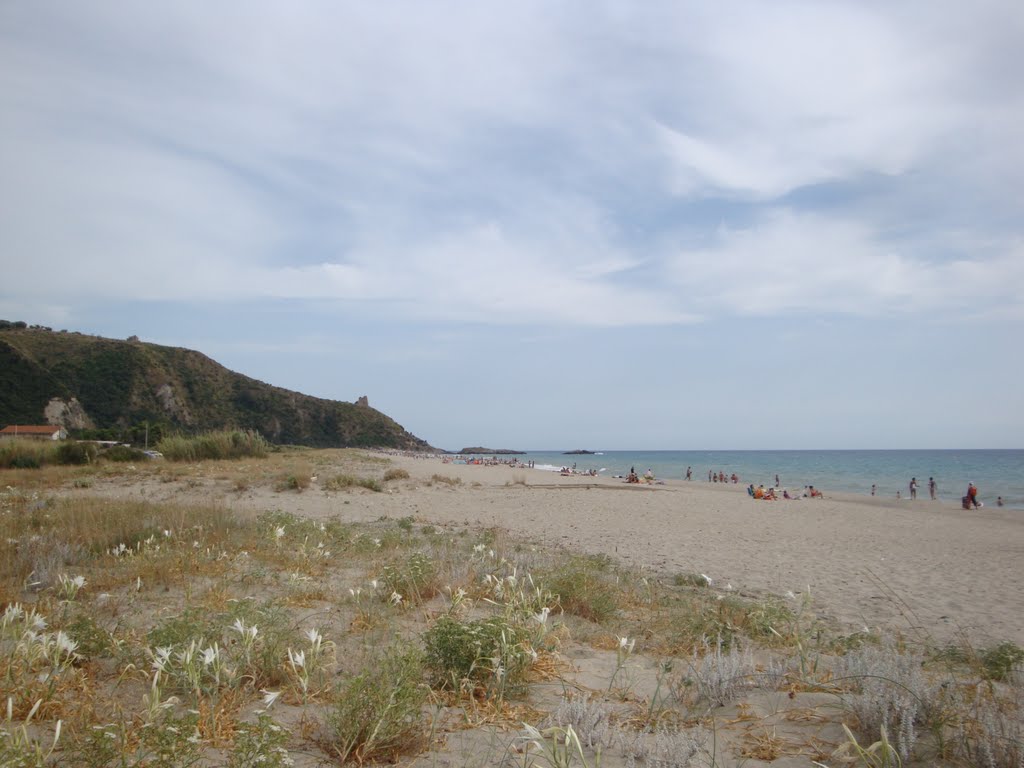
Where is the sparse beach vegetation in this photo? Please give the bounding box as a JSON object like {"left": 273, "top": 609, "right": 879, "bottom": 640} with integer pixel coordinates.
{"left": 0, "top": 451, "right": 1021, "bottom": 766}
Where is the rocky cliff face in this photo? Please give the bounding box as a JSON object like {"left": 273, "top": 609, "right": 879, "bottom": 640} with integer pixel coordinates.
{"left": 43, "top": 397, "right": 94, "bottom": 430}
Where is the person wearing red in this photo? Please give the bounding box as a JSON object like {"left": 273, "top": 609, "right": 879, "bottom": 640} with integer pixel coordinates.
{"left": 967, "top": 482, "right": 980, "bottom": 508}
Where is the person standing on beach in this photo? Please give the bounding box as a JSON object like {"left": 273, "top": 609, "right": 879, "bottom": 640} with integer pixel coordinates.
{"left": 967, "top": 482, "right": 980, "bottom": 508}
{"left": 685, "top": 466, "right": 692, "bottom": 480}
{"left": 909, "top": 478, "right": 918, "bottom": 500}
{"left": 871, "top": 484, "right": 876, "bottom": 496}
{"left": 775, "top": 474, "right": 780, "bottom": 488}
{"left": 929, "top": 477, "right": 937, "bottom": 500}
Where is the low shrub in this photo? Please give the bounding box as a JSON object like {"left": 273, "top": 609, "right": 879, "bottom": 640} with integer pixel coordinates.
{"left": 383, "top": 468, "right": 410, "bottom": 482}
{"left": 275, "top": 472, "right": 311, "bottom": 492}
{"left": 157, "top": 429, "right": 269, "bottom": 462}
{"left": 324, "top": 474, "right": 382, "bottom": 492}
{"left": 100, "top": 444, "right": 147, "bottom": 463}
{"left": 980, "top": 641, "right": 1024, "bottom": 682}
{"left": 381, "top": 552, "right": 439, "bottom": 605}
{"left": 321, "top": 645, "right": 428, "bottom": 763}
{"left": 423, "top": 614, "right": 534, "bottom": 698}
{"left": 0, "top": 439, "right": 55, "bottom": 469}
{"left": 56, "top": 441, "right": 98, "bottom": 465}
{"left": 430, "top": 474, "right": 461, "bottom": 486}
{"left": 543, "top": 555, "right": 619, "bottom": 624}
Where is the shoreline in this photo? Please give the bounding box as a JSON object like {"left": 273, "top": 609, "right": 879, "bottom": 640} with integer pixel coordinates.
{"left": 377, "top": 453, "right": 1024, "bottom": 645}
{"left": 418, "top": 448, "right": 1024, "bottom": 510}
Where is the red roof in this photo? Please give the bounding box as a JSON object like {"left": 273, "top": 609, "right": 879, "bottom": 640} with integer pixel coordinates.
{"left": 0, "top": 425, "right": 62, "bottom": 435}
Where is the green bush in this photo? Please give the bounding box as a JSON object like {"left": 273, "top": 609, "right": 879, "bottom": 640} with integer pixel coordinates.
{"left": 423, "top": 615, "right": 534, "bottom": 697}
{"left": 980, "top": 641, "right": 1024, "bottom": 681}
{"left": 0, "top": 439, "right": 54, "bottom": 469}
{"left": 157, "top": 429, "right": 269, "bottom": 462}
{"left": 543, "top": 555, "right": 619, "bottom": 623}
{"left": 322, "top": 645, "right": 428, "bottom": 763}
{"left": 56, "top": 441, "right": 98, "bottom": 465}
{"left": 100, "top": 444, "right": 147, "bottom": 462}
{"left": 381, "top": 552, "right": 438, "bottom": 604}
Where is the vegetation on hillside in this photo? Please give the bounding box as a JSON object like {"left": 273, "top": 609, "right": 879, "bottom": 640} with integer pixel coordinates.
{"left": 0, "top": 323, "right": 431, "bottom": 450}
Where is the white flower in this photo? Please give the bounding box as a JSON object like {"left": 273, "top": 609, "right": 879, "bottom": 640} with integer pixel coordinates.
{"left": 785, "top": 590, "right": 796, "bottom": 600}
{"left": 201, "top": 645, "right": 219, "bottom": 667}
{"left": 55, "top": 631, "right": 79, "bottom": 656}
{"left": 305, "top": 628, "right": 322, "bottom": 647}
{"left": 700, "top": 573, "right": 712, "bottom": 586}
{"left": 71, "top": 575, "right": 86, "bottom": 589}
{"left": 370, "top": 579, "right": 379, "bottom": 590}
{"left": 261, "top": 689, "right": 281, "bottom": 709}
{"left": 618, "top": 636, "right": 635, "bottom": 654}
{"left": 473, "top": 543, "right": 486, "bottom": 553}
{"left": 390, "top": 591, "right": 403, "bottom": 605}
{"left": 163, "top": 529, "right": 172, "bottom": 538}
{"left": 372, "top": 538, "right": 382, "bottom": 548}
{"left": 287, "top": 648, "right": 305, "bottom": 669}
{"left": 533, "top": 607, "right": 550, "bottom": 625}
{"left": 274, "top": 526, "right": 286, "bottom": 540}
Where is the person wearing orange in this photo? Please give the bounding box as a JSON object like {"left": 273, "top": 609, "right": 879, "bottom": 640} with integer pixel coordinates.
{"left": 966, "top": 482, "right": 980, "bottom": 508}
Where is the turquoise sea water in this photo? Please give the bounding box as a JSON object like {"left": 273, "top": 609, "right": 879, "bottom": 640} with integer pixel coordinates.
{"left": 464, "top": 449, "right": 1024, "bottom": 509}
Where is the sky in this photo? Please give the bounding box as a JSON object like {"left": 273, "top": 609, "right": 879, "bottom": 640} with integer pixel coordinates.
{"left": 2, "top": 1, "right": 1022, "bottom": 450}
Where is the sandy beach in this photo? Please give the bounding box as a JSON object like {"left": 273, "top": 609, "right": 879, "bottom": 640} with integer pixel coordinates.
{"left": 117, "top": 452, "right": 1024, "bottom": 646}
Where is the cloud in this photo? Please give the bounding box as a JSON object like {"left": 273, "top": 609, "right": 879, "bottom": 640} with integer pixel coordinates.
{"left": 650, "top": 2, "right": 978, "bottom": 199}
{"left": 0, "top": 1, "right": 1021, "bottom": 333}
{"left": 668, "top": 209, "right": 1024, "bottom": 317}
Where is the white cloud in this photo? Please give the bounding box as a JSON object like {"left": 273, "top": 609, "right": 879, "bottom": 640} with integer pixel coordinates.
{"left": 0, "top": 1, "right": 1021, "bottom": 332}
{"left": 651, "top": 2, "right": 971, "bottom": 199}
{"left": 668, "top": 209, "right": 1024, "bottom": 317}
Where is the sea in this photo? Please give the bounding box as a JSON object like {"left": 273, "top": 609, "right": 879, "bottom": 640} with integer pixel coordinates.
{"left": 457, "top": 449, "right": 1024, "bottom": 510}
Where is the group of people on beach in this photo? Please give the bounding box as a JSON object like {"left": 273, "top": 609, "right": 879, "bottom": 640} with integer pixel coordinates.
{"left": 881, "top": 477, "right": 1003, "bottom": 508}
{"left": 748, "top": 483, "right": 822, "bottom": 501}
{"left": 625, "top": 467, "right": 656, "bottom": 484}
{"left": 905, "top": 476, "right": 939, "bottom": 500}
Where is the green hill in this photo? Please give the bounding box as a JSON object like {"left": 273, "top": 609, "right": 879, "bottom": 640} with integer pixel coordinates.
{"left": 0, "top": 323, "right": 432, "bottom": 450}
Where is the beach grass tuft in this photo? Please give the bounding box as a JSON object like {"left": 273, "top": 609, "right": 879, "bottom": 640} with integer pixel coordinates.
{"left": 320, "top": 644, "right": 428, "bottom": 763}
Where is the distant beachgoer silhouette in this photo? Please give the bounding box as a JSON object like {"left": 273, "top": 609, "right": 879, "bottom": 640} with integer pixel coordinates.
{"left": 909, "top": 477, "right": 918, "bottom": 500}
{"left": 929, "top": 477, "right": 936, "bottom": 499}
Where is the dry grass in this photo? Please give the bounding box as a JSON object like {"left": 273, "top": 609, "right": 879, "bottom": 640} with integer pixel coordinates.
{"left": 1, "top": 454, "right": 1022, "bottom": 767}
